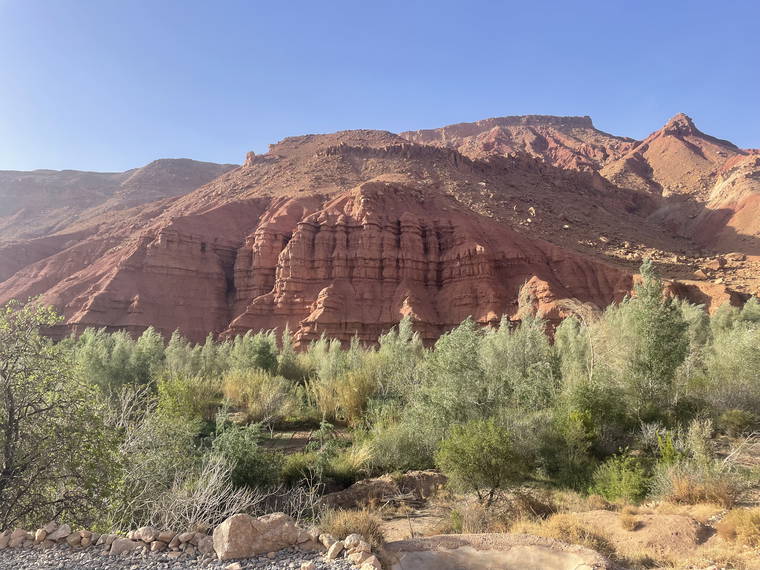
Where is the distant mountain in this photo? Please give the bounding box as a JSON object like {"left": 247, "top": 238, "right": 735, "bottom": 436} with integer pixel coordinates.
{"left": 0, "top": 159, "right": 237, "bottom": 242}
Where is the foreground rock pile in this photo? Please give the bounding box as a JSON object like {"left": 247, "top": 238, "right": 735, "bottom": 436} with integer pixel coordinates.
{"left": 0, "top": 514, "right": 382, "bottom": 570}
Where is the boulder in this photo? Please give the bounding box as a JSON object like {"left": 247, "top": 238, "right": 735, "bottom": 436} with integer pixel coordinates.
{"left": 0, "top": 530, "right": 11, "bottom": 549}
{"left": 213, "top": 512, "right": 318, "bottom": 561}
{"left": 109, "top": 538, "right": 141, "bottom": 556}
{"left": 42, "top": 522, "right": 58, "bottom": 534}
{"left": 151, "top": 540, "right": 167, "bottom": 552}
{"left": 65, "top": 533, "right": 81, "bottom": 547}
{"left": 34, "top": 529, "right": 47, "bottom": 543}
{"left": 47, "top": 524, "right": 71, "bottom": 541}
{"left": 134, "top": 526, "right": 159, "bottom": 543}
{"left": 178, "top": 531, "right": 194, "bottom": 543}
{"left": 158, "top": 530, "right": 176, "bottom": 543}
{"left": 9, "top": 529, "right": 31, "bottom": 548}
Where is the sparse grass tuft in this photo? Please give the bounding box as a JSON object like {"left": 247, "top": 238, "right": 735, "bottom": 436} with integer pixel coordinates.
{"left": 511, "top": 513, "right": 615, "bottom": 557}
{"left": 716, "top": 507, "right": 760, "bottom": 546}
{"left": 319, "top": 508, "right": 385, "bottom": 549}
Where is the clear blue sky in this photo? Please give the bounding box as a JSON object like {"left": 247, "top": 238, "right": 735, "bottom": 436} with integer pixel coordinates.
{"left": 1, "top": 0, "right": 758, "bottom": 172}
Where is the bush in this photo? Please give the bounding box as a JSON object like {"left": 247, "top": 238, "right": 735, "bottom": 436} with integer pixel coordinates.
{"left": 591, "top": 454, "right": 650, "bottom": 503}
{"left": 435, "top": 419, "right": 528, "bottom": 506}
{"left": 222, "top": 369, "right": 295, "bottom": 424}
{"left": 157, "top": 372, "right": 221, "bottom": 423}
{"left": 718, "top": 409, "right": 759, "bottom": 437}
{"left": 651, "top": 461, "right": 744, "bottom": 508}
{"left": 281, "top": 452, "right": 320, "bottom": 486}
{"left": 716, "top": 507, "right": 760, "bottom": 546}
{"left": 211, "top": 420, "right": 282, "bottom": 489}
{"left": 319, "top": 509, "right": 385, "bottom": 549}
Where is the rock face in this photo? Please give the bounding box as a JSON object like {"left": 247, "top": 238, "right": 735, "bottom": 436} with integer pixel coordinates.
{"left": 0, "top": 116, "right": 759, "bottom": 343}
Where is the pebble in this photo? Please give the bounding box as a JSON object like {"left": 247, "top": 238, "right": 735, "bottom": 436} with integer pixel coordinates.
{"left": 0, "top": 545, "right": 356, "bottom": 570}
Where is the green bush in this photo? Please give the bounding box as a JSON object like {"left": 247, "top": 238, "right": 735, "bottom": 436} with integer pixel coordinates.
{"left": 211, "top": 419, "right": 282, "bottom": 489}
{"left": 719, "top": 409, "right": 759, "bottom": 437}
{"left": 281, "top": 452, "right": 319, "bottom": 486}
{"left": 435, "top": 418, "right": 528, "bottom": 506}
{"left": 591, "top": 453, "right": 650, "bottom": 503}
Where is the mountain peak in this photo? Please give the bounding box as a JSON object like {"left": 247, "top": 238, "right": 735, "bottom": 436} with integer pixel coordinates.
{"left": 662, "top": 113, "right": 698, "bottom": 136}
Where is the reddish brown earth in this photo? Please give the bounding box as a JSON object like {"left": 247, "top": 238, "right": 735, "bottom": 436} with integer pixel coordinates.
{"left": 0, "top": 115, "right": 759, "bottom": 343}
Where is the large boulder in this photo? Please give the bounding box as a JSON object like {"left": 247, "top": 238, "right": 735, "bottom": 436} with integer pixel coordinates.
{"left": 213, "top": 513, "right": 317, "bottom": 561}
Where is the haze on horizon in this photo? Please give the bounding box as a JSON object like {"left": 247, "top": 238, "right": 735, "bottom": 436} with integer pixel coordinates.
{"left": 1, "top": 0, "right": 758, "bottom": 172}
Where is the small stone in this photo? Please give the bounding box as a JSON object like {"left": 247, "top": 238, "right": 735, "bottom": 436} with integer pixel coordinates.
{"left": 348, "top": 551, "right": 371, "bottom": 564}
{"left": 178, "top": 531, "right": 194, "bottom": 543}
{"left": 109, "top": 538, "right": 140, "bottom": 556}
{"left": 40, "top": 539, "right": 56, "bottom": 549}
{"left": 197, "top": 535, "right": 214, "bottom": 555}
{"left": 343, "top": 534, "right": 363, "bottom": 549}
{"left": 90, "top": 532, "right": 101, "bottom": 545}
{"left": 325, "top": 541, "right": 344, "bottom": 559}
{"left": 66, "top": 533, "right": 82, "bottom": 547}
{"left": 43, "top": 522, "right": 58, "bottom": 534}
{"left": 225, "top": 564, "right": 242, "bottom": 570}
{"left": 360, "top": 555, "right": 382, "bottom": 570}
{"left": 9, "top": 529, "right": 30, "bottom": 548}
{"left": 301, "top": 562, "right": 317, "bottom": 570}
{"left": 167, "top": 551, "right": 183, "bottom": 559}
{"left": 34, "top": 529, "right": 47, "bottom": 543}
{"left": 81, "top": 536, "right": 92, "bottom": 547}
{"left": 267, "top": 551, "right": 276, "bottom": 558}
{"left": 168, "top": 535, "right": 181, "bottom": 549}
{"left": 134, "top": 526, "right": 159, "bottom": 543}
{"left": 151, "top": 540, "right": 167, "bottom": 552}
{"left": 157, "top": 530, "right": 175, "bottom": 543}
{"left": 191, "top": 532, "right": 205, "bottom": 545}
{"left": 47, "top": 524, "right": 71, "bottom": 541}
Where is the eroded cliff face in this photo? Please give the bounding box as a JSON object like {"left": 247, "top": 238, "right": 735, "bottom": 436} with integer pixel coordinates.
{"left": 226, "top": 180, "right": 632, "bottom": 345}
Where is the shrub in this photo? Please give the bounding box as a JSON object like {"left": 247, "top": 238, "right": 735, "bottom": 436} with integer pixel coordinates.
{"left": 591, "top": 454, "right": 650, "bottom": 503}
{"left": 281, "top": 452, "right": 320, "bottom": 486}
{"left": 619, "top": 512, "right": 639, "bottom": 531}
{"left": 319, "top": 509, "right": 385, "bottom": 549}
{"left": 157, "top": 372, "right": 221, "bottom": 423}
{"left": 718, "top": 409, "right": 759, "bottom": 437}
{"left": 716, "top": 507, "right": 760, "bottom": 546}
{"left": 211, "top": 420, "right": 282, "bottom": 489}
{"left": 435, "top": 419, "right": 528, "bottom": 506}
{"left": 222, "top": 369, "right": 295, "bottom": 424}
{"left": 651, "top": 461, "right": 744, "bottom": 508}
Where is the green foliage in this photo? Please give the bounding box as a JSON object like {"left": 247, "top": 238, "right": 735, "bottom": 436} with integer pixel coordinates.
{"left": 435, "top": 419, "right": 528, "bottom": 506}
{"left": 591, "top": 453, "right": 650, "bottom": 503}
{"left": 211, "top": 416, "right": 281, "bottom": 489}
{"left": 719, "top": 409, "right": 759, "bottom": 437}
{"left": 0, "top": 300, "right": 119, "bottom": 528}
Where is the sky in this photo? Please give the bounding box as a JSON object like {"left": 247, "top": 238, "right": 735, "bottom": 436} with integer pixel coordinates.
{"left": 1, "top": 0, "right": 758, "bottom": 172}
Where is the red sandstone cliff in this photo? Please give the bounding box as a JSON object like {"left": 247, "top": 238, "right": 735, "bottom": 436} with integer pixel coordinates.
{"left": 1, "top": 116, "right": 758, "bottom": 343}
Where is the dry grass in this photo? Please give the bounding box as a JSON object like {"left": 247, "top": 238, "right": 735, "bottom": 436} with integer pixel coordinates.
{"left": 307, "top": 367, "right": 378, "bottom": 426}
{"left": 656, "top": 464, "right": 744, "bottom": 508}
{"left": 619, "top": 512, "right": 639, "bottom": 531}
{"left": 222, "top": 369, "right": 294, "bottom": 424}
{"left": 716, "top": 507, "right": 760, "bottom": 546}
{"left": 654, "top": 501, "right": 724, "bottom": 524}
{"left": 511, "top": 513, "right": 615, "bottom": 558}
{"left": 319, "top": 508, "right": 385, "bottom": 549}
{"left": 552, "top": 490, "right": 611, "bottom": 513}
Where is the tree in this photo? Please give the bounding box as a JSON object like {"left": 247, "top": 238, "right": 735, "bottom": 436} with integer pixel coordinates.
{"left": 435, "top": 418, "right": 527, "bottom": 506}
{"left": 0, "top": 300, "right": 117, "bottom": 528}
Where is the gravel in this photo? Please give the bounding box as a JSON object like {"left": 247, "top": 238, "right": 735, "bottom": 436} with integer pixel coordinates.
{"left": 0, "top": 545, "right": 356, "bottom": 570}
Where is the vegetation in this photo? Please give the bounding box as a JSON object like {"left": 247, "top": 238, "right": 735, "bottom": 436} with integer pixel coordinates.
{"left": 2, "top": 260, "right": 760, "bottom": 542}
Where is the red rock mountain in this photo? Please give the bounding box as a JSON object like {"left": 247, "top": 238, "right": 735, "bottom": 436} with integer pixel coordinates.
{"left": 0, "top": 115, "right": 757, "bottom": 343}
